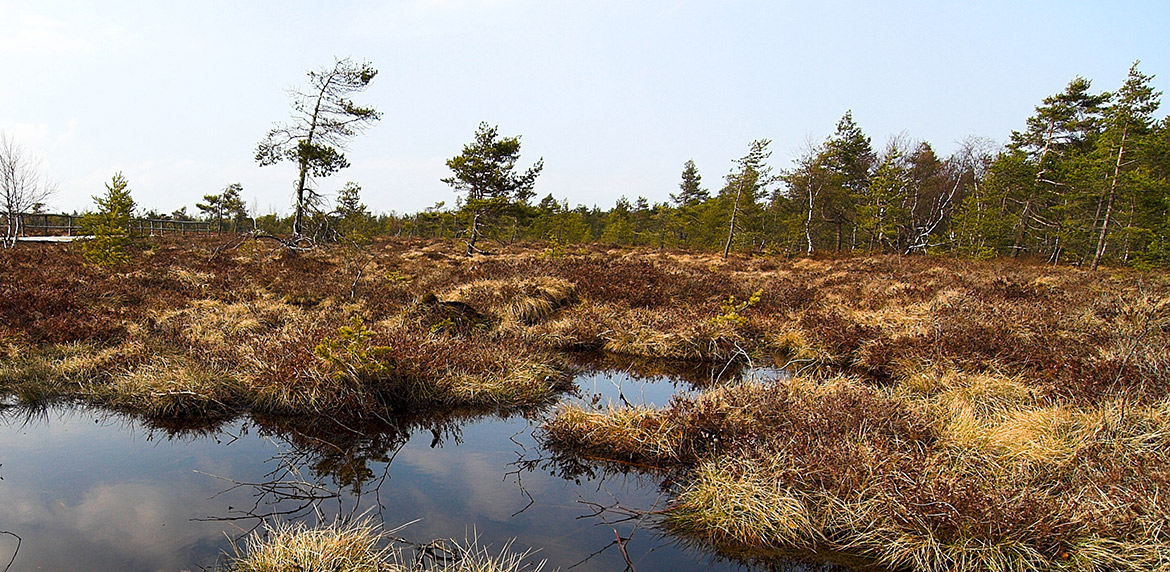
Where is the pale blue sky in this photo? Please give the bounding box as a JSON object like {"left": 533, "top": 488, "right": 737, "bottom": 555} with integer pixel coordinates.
{"left": 1, "top": 0, "right": 1166, "bottom": 216}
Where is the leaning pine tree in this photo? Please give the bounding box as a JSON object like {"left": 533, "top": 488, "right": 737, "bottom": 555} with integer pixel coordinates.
{"left": 256, "top": 57, "right": 380, "bottom": 243}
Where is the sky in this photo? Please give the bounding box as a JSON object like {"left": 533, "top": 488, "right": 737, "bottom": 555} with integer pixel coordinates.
{"left": 1, "top": 0, "right": 1167, "bottom": 218}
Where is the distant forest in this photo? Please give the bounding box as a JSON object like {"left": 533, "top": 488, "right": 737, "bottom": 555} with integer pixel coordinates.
{"left": 162, "top": 63, "right": 1167, "bottom": 268}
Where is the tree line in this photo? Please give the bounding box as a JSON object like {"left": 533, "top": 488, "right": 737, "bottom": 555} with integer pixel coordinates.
{"left": 387, "top": 62, "right": 1167, "bottom": 268}
{"left": 3, "top": 60, "right": 1165, "bottom": 269}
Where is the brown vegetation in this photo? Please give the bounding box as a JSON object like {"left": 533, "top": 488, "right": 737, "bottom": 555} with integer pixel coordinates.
{"left": 533, "top": 253, "right": 1169, "bottom": 570}
{"left": 3, "top": 236, "right": 1168, "bottom": 570}
{"left": 0, "top": 238, "right": 582, "bottom": 420}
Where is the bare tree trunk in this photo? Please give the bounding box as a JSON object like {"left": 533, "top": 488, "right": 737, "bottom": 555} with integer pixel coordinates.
{"left": 2, "top": 214, "right": 16, "bottom": 248}
{"left": 1012, "top": 197, "right": 1032, "bottom": 258}
{"left": 291, "top": 74, "right": 334, "bottom": 238}
{"left": 805, "top": 183, "right": 815, "bottom": 255}
{"left": 1122, "top": 193, "right": 1137, "bottom": 263}
{"left": 1, "top": 133, "right": 54, "bottom": 248}
{"left": 723, "top": 185, "right": 742, "bottom": 259}
{"left": 466, "top": 210, "right": 483, "bottom": 256}
{"left": 1092, "top": 125, "right": 1128, "bottom": 271}
{"left": 293, "top": 163, "right": 309, "bottom": 237}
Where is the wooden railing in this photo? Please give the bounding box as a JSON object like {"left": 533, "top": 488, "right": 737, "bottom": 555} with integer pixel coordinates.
{"left": 8, "top": 213, "right": 82, "bottom": 236}
{"left": 134, "top": 219, "right": 215, "bottom": 236}
{"left": 6, "top": 213, "right": 217, "bottom": 238}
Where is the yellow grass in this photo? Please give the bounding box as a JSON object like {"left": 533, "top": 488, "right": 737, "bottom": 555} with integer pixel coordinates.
{"left": 225, "top": 520, "right": 547, "bottom": 572}
{"left": 226, "top": 520, "right": 389, "bottom": 572}
{"left": 666, "top": 459, "right": 819, "bottom": 549}
{"left": 96, "top": 354, "right": 239, "bottom": 418}
{"left": 435, "top": 361, "right": 567, "bottom": 407}
{"left": 546, "top": 369, "right": 1170, "bottom": 571}
{"left": 158, "top": 296, "right": 306, "bottom": 348}
{"left": 450, "top": 277, "right": 577, "bottom": 328}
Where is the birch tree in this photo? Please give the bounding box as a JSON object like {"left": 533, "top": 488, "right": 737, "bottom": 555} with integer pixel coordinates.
{"left": 1, "top": 133, "right": 56, "bottom": 248}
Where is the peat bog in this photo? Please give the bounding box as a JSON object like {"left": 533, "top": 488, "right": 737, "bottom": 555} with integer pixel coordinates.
{"left": 1, "top": 236, "right": 1168, "bottom": 571}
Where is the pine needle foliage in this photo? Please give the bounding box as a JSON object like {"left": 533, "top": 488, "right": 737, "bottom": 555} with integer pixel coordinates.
{"left": 81, "top": 172, "right": 135, "bottom": 265}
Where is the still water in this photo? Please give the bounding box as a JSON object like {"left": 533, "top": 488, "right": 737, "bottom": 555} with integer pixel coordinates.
{"left": 0, "top": 370, "right": 773, "bottom": 571}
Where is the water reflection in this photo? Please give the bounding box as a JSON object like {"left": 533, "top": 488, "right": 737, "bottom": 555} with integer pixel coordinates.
{"left": 0, "top": 407, "right": 261, "bottom": 570}
{"left": 0, "top": 366, "right": 813, "bottom": 572}
{"left": 564, "top": 351, "right": 746, "bottom": 389}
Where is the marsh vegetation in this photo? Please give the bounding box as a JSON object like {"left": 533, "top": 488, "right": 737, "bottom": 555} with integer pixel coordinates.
{"left": 1, "top": 236, "right": 1167, "bottom": 571}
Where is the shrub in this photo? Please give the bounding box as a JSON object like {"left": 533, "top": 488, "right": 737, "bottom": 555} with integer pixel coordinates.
{"left": 709, "top": 289, "right": 762, "bottom": 327}
{"left": 313, "top": 318, "right": 394, "bottom": 382}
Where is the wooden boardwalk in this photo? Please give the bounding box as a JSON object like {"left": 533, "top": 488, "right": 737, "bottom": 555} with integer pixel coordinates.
{"left": 16, "top": 235, "right": 85, "bottom": 243}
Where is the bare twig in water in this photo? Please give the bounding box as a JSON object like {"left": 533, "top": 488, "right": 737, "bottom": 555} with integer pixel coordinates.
{"left": 193, "top": 448, "right": 343, "bottom": 539}
{"left": 504, "top": 422, "right": 537, "bottom": 518}
{"left": 0, "top": 530, "right": 20, "bottom": 572}
{"left": 613, "top": 527, "right": 635, "bottom": 572}
{"left": 714, "top": 342, "right": 754, "bottom": 383}
{"left": 568, "top": 491, "right": 666, "bottom": 571}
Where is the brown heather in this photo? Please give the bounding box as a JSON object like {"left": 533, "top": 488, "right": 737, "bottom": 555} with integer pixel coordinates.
{"left": 3, "top": 237, "right": 1169, "bottom": 570}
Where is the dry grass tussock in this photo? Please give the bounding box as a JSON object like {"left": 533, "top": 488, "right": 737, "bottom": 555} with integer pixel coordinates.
{"left": 226, "top": 520, "right": 389, "bottom": 572}
{"left": 544, "top": 372, "right": 1170, "bottom": 571}
{"left": 451, "top": 276, "right": 577, "bottom": 329}
{"left": 224, "top": 520, "right": 546, "bottom": 572}
{"left": 94, "top": 353, "right": 239, "bottom": 419}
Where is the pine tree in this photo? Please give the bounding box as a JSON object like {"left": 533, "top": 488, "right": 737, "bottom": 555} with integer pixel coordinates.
{"left": 859, "top": 142, "right": 909, "bottom": 251}
{"left": 334, "top": 181, "right": 371, "bottom": 239}
{"left": 671, "top": 159, "right": 708, "bottom": 206}
{"left": 82, "top": 172, "right": 135, "bottom": 265}
{"left": 197, "top": 183, "right": 248, "bottom": 232}
{"left": 1007, "top": 77, "right": 1108, "bottom": 260}
{"left": 821, "top": 111, "right": 875, "bottom": 251}
{"left": 256, "top": 58, "right": 380, "bottom": 239}
{"left": 721, "top": 139, "right": 775, "bottom": 258}
{"left": 600, "top": 196, "right": 635, "bottom": 245}
{"left": 1091, "top": 62, "right": 1161, "bottom": 269}
{"left": 442, "top": 122, "right": 543, "bottom": 255}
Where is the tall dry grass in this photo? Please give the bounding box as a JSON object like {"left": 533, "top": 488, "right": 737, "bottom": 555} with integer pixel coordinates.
{"left": 226, "top": 520, "right": 390, "bottom": 572}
